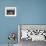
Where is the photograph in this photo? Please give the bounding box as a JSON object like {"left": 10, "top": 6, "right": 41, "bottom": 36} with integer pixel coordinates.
{"left": 5, "top": 7, "right": 16, "bottom": 16}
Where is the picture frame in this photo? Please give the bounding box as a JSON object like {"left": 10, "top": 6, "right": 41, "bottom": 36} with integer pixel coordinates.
{"left": 5, "top": 7, "right": 16, "bottom": 16}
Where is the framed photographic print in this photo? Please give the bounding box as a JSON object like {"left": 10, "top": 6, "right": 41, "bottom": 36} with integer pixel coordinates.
{"left": 5, "top": 7, "right": 16, "bottom": 16}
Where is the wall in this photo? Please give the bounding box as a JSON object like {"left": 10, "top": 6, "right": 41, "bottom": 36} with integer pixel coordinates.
{"left": 0, "top": 0, "right": 46, "bottom": 44}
